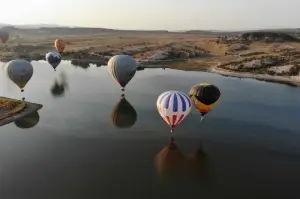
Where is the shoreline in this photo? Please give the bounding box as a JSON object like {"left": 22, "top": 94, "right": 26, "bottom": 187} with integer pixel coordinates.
{"left": 209, "top": 66, "right": 300, "bottom": 87}
{"left": 0, "top": 97, "right": 43, "bottom": 127}
{"left": 1, "top": 54, "right": 300, "bottom": 87}
{"left": 145, "top": 59, "right": 300, "bottom": 87}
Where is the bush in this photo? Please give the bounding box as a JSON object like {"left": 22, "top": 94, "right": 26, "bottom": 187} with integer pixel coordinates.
{"left": 288, "top": 66, "right": 300, "bottom": 76}
{"left": 267, "top": 70, "right": 276, "bottom": 76}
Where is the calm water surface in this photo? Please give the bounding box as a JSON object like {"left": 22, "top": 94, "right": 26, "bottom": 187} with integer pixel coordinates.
{"left": 1, "top": 61, "right": 300, "bottom": 198}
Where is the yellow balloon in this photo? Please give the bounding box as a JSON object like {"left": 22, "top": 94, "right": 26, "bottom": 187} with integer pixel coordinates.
{"left": 189, "top": 83, "right": 221, "bottom": 116}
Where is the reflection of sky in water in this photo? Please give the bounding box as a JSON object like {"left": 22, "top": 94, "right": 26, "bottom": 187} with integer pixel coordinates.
{"left": 1, "top": 61, "right": 300, "bottom": 197}
{"left": 1, "top": 61, "right": 300, "bottom": 144}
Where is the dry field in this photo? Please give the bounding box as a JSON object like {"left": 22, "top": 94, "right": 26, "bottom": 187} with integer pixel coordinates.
{"left": 1, "top": 32, "right": 300, "bottom": 74}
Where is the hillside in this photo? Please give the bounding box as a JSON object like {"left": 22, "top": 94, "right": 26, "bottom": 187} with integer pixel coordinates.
{"left": 241, "top": 32, "right": 300, "bottom": 42}
{"left": 1, "top": 26, "right": 300, "bottom": 86}
{"left": 1, "top": 26, "right": 170, "bottom": 37}
{"left": 1, "top": 25, "right": 300, "bottom": 38}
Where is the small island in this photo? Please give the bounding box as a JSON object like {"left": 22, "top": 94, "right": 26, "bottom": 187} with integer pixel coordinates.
{"left": 1, "top": 26, "right": 300, "bottom": 86}
{"left": 0, "top": 97, "right": 43, "bottom": 127}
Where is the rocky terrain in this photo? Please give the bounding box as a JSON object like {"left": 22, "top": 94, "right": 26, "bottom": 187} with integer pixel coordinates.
{"left": 219, "top": 56, "right": 300, "bottom": 76}
{"left": 218, "top": 43, "right": 300, "bottom": 75}
{"left": 1, "top": 26, "right": 300, "bottom": 85}
{"left": 241, "top": 32, "right": 300, "bottom": 42}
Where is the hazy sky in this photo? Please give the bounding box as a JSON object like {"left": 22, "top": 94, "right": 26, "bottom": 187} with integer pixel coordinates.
{"left": 1, "top": 0, "right": 299, "bottom": 30}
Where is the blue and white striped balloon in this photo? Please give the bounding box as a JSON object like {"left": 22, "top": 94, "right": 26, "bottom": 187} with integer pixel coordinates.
{"left": 156, "top": 90, "right": 192, "bottom": 131}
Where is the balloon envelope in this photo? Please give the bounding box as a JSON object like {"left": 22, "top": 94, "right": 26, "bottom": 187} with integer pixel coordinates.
{"left": 5, "top": 59, "right": 33, "bottom": 90}
{"left": 46, "top": 52, "right": 61, "bottom": 70}
{"left": 156, "top": 90, "right": 192, "bottom": 130}
{"left": 0, "top": 28, "right": 9, "bottom": 43}
{"left": 107, "top": 55, "right": 137, "bottom": 89}
{"left": 14, "top": 111, "right": 40, "bottom": 129}
{"left": 111, "top": 97, "right": 137, "bottom": 128}
{"left": 189, "top": 83, "right": 221, "bottom": 116}
{"left": 54, "top": 39, "right": 65, "bottom": 53}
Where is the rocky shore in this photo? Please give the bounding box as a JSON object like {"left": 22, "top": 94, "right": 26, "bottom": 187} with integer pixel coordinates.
{"left": 1, "top": 31, "right": 300, "bottom": 87}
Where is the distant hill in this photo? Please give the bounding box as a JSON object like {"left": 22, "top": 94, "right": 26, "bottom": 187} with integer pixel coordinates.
{"left": 183, "top": 29, "right": 300, "bottom": 36}
{"left": 0, "top": 23, "right": 65, "bottom": 29}
{"left": 0, "top": 24, "right": 300, "bottom": 37}
{"left": 183, "top": 30, "right": 239, "bottom": 35}
{"left": 0, "top": 26, "right": 170, "bottom": 37}
{"left": 248, "top": 28, "right": 300, "bottom": 33}
{"left": 15, "top": 24, "right": 65, "bottom": 29}
{"left": 241, "top": 31, "right": 300, "bottom": 42}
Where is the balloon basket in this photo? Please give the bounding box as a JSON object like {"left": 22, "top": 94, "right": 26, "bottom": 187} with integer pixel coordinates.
{"left": 170, "top": 125, "right": 175, "bottom": 133}
{"left": 121, "top": 88, "right": 125, "bottom": 97}
{"left": 200, "top": 116, "right": 204, "bottom": 123}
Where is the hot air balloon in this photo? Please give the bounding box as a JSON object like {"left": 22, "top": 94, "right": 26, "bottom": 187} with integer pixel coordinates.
{"left": 0, "top": 28, "right": 9, "bottom": 44}
{"left": 54, "top": 39, "right": 65, "bottom": 53}
{"left": 156, "top": 90, "right": 192, "bottom": 132}
{"left": 111, "top": 96, "right": 137, "bottom": 128}
{"left": 5, "top": 59, "right": 33, "bottom": 92}
{"left": 189, "top": 83, "right": 221, "bottom": 122}
{"left": 46, "top": 51, "right": 62, "bottom": 71}
{"left": 14, "top": 111, "right": 40, "bottom": 129}
{"left": 107, "top": 55, "right": 137, "bottom": 92}
{"left": 155, "top": 137, "right": 187, "bottom": 182}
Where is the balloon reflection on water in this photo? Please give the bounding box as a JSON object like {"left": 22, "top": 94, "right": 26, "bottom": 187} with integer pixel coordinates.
{"left": 110, "top": 95, "right": 137, "bottom": 129}
{"left": 155, "top": 137, "right": 213, "bottom": 183}
{"left": 14, "top": 111, "right": 40, "bottom": 129}
{"left": 50, "top": 72, "right": 68, "bottom": 98}
{"left": 187, "top": 143, "right": 213, "bottom": 182}
{"left": 155, "top": 137, "right": 187, "bottom": 182}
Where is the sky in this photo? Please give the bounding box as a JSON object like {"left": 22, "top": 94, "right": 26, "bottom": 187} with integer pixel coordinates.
{"left": 0, "top": 0, "right": 299, "bottom": 30}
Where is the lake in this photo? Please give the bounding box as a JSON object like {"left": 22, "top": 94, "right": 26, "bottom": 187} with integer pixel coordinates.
{"left": 1, "top": 61, "right": 300, "bottom": 198}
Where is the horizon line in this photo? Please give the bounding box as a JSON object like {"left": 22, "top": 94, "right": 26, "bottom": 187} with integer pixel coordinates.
{"left": 1, "top": 23, "right": 300, "bottom": 32}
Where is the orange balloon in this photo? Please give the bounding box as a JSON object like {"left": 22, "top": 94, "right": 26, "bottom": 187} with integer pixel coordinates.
{"left": 54, "top": 39, "right": 66, "bottom": 53}
{"left": 0, "top": 36, "right": 8, "bottom": 44}
{"left": 0, "top": 29, "right": 9, "bottom": 44}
